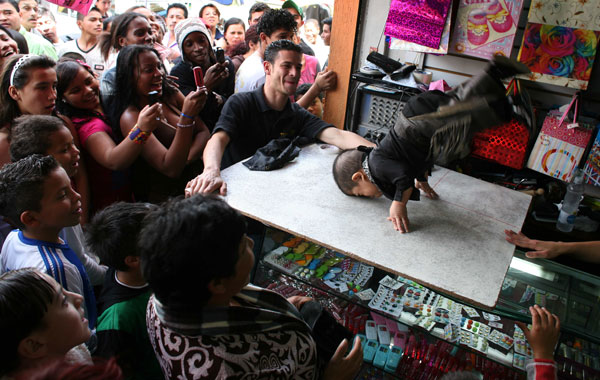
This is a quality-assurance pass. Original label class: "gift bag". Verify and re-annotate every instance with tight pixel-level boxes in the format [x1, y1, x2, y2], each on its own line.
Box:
[583, 129, 600, 187]
[470, 80, 530, 169]
[449, 0, 524, 59]
[527, 95, 594, 182]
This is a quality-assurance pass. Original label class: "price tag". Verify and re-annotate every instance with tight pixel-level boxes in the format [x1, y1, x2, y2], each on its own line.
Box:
[567, 122, 580, 129]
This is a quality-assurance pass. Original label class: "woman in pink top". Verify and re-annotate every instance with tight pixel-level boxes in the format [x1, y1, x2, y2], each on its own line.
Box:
[56, 59, 161, 213]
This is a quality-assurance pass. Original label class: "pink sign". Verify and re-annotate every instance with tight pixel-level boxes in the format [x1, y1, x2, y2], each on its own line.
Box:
[44, 0, 93, 15]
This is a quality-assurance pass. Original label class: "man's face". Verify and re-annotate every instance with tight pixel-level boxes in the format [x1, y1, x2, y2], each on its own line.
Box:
[95, 0, 110, 15]
[0, 2, 22, 30]
[321, 23, 331, 46]
[78, 10, 102, 37]
[283, 7, 303, 29]
[261, 27, 294, 52]
[265, 49, 302, 96]
[36, 14, 58, 43]
[18, 0, 37, 31]
[304, 22, 319, 45]
[248, 10, 264, 26]
[166, 7, 185, 32]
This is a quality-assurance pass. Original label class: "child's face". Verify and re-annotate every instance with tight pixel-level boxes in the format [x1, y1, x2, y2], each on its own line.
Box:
[12, 67, 57, 116]
[306, 96, 324, 119]
[35, 273, 91, 355]
[352, 177, 382, 198]
[46, 126, 80, 178]
[32, 167, 82, 231]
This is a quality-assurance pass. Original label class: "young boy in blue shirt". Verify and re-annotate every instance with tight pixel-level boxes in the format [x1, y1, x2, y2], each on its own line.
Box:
[86, 201, 163, 380]
[0, 154, 97, 328]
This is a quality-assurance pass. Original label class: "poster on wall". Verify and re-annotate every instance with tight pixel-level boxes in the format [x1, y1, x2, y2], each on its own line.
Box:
[385, 0, 453, 49]
[389, 9, 452, 54]
[516, 0, 600, 89]
[449, 0, 524, 59]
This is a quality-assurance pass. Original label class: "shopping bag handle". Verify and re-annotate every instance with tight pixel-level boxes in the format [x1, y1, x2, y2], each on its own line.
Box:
[558, 94, 578, 127]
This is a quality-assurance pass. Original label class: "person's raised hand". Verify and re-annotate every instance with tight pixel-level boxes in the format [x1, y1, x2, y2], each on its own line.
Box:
[388, 200, 410, 233]
[323, 336, 363, 380]
[136, 103, 162, 132]
[181, 86, 208, 118]
[516, 305, 560, 360]
[204, 62, 229, 91]
[185, 168, 227, 197]
[315, 68, 337, 92]
[416, 180, 439, 199]
[504, 230, 564, 259]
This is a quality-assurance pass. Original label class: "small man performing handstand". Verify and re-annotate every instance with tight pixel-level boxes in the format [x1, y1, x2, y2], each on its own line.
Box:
[332, 57, 529, 233]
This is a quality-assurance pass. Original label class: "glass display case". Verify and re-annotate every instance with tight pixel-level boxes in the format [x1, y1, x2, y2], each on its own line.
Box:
[253, 226, 600, 379]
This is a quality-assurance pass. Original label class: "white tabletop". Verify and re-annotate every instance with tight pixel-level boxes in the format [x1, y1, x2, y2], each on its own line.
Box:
[221, 144, 531, 308]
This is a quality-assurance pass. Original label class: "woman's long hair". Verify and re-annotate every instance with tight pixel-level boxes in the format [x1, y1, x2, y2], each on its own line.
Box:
[112, 45, 176, 141]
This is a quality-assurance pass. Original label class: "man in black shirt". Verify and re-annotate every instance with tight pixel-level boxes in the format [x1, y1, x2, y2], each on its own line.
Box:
[186, 40, 374, 196]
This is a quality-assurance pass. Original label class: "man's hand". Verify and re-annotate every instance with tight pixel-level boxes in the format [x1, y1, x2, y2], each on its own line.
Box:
[323, 337, 363, 380]
[504, 230, 564, 259]
[516, 305, 560, 360]
[185, 168, 227, 197]
[314, 68, 337, 92]
[388, 200, 409, 233]
[415, 180, 439, 199]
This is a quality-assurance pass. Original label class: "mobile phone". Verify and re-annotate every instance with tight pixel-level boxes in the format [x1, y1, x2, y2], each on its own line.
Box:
[193, 66, 204, 87]
[215, 47, 225, 64]
[148, 91, 159, 106]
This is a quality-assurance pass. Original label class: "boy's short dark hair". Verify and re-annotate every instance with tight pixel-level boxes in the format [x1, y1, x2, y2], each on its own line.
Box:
[249, 2, 269, 20]
[9, 115, 66, 162]
[264, 39, 301, 64]
[257, 8, 296, 38]
[139, 195, 247, 312]
[322, 17, 332, 29]
[85, 202, 158, 272]
[0, 0, 19, 12]
[0, 155, 59, 229]
[332, 149, 364, 196]
[78, 6, 101, 21]
[0, 268, 55, 376]
[166, 3, 187, 19]
[295, 83, 322, 101]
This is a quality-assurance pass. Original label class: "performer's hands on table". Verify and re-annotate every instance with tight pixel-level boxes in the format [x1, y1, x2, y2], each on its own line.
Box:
[388, 200, 410, 233]
[416, 180, 439, 199]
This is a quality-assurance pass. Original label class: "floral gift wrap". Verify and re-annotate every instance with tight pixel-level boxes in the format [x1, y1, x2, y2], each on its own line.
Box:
[517, 0, 600, 89]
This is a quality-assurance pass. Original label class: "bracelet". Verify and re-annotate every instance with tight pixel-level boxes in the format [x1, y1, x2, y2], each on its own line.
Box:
[180, 112, 194, 120]
[128, 124, 151, 144]
[177, 121, 195, 128]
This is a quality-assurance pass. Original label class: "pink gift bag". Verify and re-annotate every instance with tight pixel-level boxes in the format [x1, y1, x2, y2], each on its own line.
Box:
[527, 95, 594, 182]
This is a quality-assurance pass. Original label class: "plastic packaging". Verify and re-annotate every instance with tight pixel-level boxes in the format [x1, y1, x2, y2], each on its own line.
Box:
[556, 168, 585, 232]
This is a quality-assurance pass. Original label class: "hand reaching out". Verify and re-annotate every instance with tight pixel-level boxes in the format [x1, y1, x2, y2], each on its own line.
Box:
[516, 305, 560, 360]
[323, 337, 363, 380]
[388, 200, 410, 233]
[185, 168, 227, 197]
[504, 230, 565, 259]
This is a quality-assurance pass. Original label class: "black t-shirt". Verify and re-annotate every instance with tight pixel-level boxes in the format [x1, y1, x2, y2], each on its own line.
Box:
[214, 85, 332, 168]
[369, 120, 431, 202]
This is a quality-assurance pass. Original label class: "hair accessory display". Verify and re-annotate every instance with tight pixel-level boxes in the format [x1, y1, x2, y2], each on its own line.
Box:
[9, 54, 36, 87]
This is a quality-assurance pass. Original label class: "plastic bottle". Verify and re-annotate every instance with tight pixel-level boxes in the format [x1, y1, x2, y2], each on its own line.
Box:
[556, 169, 585, 232]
